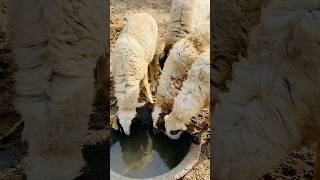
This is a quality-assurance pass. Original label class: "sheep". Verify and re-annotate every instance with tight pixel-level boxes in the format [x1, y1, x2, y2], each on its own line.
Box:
[213, 0, 320, 179]
[152, 21, 210, 130]
[159, 0, 210, 69]
[164, 50, 210, 140]
[112, 13, 159, 136]
[117, 128, 153, 172]
[8, 0, 106, 179]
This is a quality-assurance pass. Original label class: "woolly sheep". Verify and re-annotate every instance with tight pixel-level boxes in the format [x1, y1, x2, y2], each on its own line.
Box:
[9, 0, 106, 179]
[164, 50, 210, 140]
[159, 0, 210, 69]
[112, 13, 159, 136]
[213, 0, 320, 179]
[152, 21, 210, 129]
[211, 0, 267, 106]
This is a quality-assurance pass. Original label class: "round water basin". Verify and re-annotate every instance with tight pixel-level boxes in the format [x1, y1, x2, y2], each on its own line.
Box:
[110, 105, 201, 180]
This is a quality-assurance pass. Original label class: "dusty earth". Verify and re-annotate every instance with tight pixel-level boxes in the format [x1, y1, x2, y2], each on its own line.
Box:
[110, 0, 211, 179]
[0, 0, 316, 179]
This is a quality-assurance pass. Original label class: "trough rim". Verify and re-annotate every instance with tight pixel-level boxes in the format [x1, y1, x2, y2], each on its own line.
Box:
[110, 141, 201, 180]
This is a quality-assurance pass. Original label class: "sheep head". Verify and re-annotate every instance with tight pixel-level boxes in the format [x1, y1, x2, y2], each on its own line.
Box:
[164, 114, 186, 139]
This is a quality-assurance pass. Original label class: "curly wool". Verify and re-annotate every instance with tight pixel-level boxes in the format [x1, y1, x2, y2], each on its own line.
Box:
[213, 0, 320, 179]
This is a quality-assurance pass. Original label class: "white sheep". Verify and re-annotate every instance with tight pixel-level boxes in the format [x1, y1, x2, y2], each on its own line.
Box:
[9, 0, 106, 179]
[152, 21, 210, 129]
[112, 13, 159, 136]
[211, 0, 268, 106]
[164, 50, 210, 140]
[159, 0, 210, 69]
[213, 0, 320, 179]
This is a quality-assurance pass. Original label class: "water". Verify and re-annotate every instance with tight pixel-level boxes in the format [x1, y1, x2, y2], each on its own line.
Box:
[110, 105, 192, 178]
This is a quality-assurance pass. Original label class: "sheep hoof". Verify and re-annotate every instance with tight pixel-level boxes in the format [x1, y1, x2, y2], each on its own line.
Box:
[191, 133, 201, 144]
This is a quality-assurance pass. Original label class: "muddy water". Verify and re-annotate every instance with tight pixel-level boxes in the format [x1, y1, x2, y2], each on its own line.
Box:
[110, 105, 192, 178]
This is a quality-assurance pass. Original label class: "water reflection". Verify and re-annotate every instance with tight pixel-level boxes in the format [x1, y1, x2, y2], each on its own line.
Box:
[110, 105, 192, 178]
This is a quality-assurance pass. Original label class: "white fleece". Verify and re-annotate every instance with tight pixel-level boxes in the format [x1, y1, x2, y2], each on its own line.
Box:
[166, 0, 210, 46]
[164, 50, 210, 139]
[213, 0, 320, 179]
[153, 21, 210, 128]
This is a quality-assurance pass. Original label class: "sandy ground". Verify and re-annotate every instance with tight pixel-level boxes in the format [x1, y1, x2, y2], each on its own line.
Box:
[264, 147, 315, 180]
[110, 0, 211, 179]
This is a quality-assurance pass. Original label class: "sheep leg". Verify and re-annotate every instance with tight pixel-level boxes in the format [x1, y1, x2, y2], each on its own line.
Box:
[141, 77, 154, 103]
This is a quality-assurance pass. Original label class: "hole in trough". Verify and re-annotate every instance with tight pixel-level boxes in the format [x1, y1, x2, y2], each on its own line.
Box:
[110, 105, 192, 178]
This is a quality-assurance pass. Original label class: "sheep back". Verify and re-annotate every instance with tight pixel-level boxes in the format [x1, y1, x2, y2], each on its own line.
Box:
[166, 0, 210, 46]
[157, 21, 210, 112]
